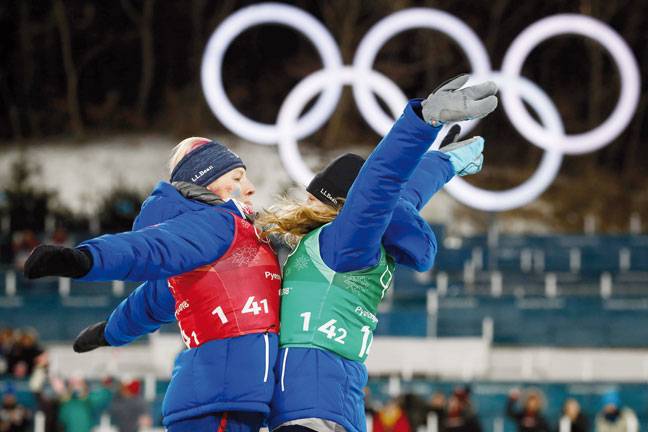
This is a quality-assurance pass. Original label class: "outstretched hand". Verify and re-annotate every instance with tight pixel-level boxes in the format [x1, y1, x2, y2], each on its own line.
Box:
[422, 74, 498, 126]
[73, 321, 109, 353]
[24, 245, 93, 279]
[439, 124, 485, 177]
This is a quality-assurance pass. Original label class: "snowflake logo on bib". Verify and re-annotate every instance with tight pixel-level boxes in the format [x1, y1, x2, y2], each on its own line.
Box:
[293, 255, 310, 271]
[342, 274, 372, 294]
[226, 246, 258, 266]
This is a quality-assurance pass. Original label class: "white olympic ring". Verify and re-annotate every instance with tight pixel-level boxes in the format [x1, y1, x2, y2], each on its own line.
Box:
[500, 14, 641, 154]
[277, 67, 407, 186]
[201, 3, 343, 144]
[201, 3, 641, 211]
[352, 8, 491, 136]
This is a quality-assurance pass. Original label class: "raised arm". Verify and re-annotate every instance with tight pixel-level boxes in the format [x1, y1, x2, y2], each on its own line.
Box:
[399, 151, 454, 211]
[319, 99, 441, 272]
[384, 125, 487, 271]
[320, 76, 497, 272]
[72, 280, 176, 352]
[382, 151, 453, 271]
[382, 199, 439, 271]
[24, 207, 236, 282]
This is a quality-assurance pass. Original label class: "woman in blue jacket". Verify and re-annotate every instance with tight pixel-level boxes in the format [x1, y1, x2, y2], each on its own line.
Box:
[25, 137, 283, 432]
[256, 74, 497, 432]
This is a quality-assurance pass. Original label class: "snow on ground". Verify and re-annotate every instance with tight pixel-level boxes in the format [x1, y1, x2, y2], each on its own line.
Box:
[0, 133, 460, 225]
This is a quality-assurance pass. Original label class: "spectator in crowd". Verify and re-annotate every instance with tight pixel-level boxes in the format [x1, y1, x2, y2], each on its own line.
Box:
[429, 391, 447, 420]
[57, 376, 112, 432]
[506, 388, 550, 432]
[560, 399, 589, 432]
[0, 387, 31, 432]
[28, 353, 62, 432]
[108, 379, 151, 432]
[402, 393, 430, 432]
[11, 230, 39, 271]
[0, 329, 15, 376]
[595, 391, 639, 432]
[442, 387, 481, 432]
[374, 397, 412, 432]
[7, 329, 44, 377]
[47, 227, 72, 248]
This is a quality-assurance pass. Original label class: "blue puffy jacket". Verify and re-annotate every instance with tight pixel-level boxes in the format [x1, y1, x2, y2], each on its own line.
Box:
[79, 185, 278, 427]
[269, 99, 453, 432]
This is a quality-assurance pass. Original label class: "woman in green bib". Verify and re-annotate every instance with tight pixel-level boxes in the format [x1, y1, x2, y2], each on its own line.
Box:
[260, 75, 498, 432]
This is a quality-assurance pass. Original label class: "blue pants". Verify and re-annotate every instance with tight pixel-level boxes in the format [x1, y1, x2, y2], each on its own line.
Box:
[167, 411, 265, 432]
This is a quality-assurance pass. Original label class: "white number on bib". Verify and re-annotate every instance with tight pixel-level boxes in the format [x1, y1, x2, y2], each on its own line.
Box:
[318, 319, 347, 344]
[242, 296, 266, 315]
[359, 325, 373, 357]
[300, 312, 311, 331]
[334, 328, 347, 344]
[211, 306, 228, 324]
[179, 327, 200, 348]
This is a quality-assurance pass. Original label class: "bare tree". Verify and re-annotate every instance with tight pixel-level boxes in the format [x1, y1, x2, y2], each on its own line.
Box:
[319, 1, 363, 149]
[122, 0, 156, 123]
[53, 0, 84, 139]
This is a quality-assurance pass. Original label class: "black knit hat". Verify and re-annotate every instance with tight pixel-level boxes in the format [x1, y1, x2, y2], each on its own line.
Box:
[307, 153, 365, 207]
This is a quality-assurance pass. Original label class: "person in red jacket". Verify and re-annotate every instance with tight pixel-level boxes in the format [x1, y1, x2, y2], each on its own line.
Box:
[374, 398, 412, 432]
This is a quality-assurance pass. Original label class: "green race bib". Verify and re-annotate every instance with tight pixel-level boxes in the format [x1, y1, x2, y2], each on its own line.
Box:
[279, 225, 394, 362]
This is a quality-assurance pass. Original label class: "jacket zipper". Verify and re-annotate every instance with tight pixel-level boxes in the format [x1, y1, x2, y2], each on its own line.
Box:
[263, 333, 269, 383]
[280, 348, 289, 391]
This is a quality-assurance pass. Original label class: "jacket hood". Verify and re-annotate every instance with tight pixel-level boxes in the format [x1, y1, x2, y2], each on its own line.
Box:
[133, 181, 210, 230]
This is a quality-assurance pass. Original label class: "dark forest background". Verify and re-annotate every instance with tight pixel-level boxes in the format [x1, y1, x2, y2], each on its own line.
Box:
[1, 0, 648, 230]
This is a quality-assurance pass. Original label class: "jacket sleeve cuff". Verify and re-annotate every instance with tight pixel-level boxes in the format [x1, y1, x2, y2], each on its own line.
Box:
[75, 245, 111, 281]
[401, 98, 442, 142]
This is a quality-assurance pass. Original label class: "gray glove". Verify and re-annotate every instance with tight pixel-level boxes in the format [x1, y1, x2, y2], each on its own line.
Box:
[422, 74, 498, 126]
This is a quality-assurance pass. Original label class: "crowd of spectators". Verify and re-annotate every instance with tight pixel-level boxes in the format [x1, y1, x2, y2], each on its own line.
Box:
[0, 328, 45, 379]
[365, 386, 640, 432]
[0, 325, 642, 432]
[0, 327, 152, 432]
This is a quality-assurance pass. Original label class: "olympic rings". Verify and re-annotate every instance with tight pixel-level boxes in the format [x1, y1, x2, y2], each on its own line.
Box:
[277, 67, 407, 186]
[201, 3, 641, 211]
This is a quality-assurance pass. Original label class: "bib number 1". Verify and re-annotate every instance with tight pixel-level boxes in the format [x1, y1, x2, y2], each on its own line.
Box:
[359, 325, 373, 357]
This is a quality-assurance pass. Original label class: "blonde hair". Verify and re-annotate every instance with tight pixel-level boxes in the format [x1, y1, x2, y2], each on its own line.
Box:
[168, 137, 212, 175]
[256, 196, 344, 248]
